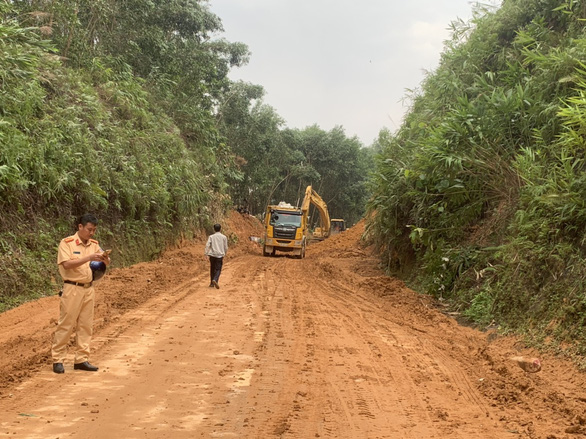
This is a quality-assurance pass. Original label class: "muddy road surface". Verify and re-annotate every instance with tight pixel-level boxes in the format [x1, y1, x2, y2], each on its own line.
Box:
[1, 213, 586, 438]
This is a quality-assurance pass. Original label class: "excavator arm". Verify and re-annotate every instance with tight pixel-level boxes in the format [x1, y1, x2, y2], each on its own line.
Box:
[301, 186, 331, 238]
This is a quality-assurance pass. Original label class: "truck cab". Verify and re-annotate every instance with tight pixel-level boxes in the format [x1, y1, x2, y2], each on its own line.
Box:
[262, 186, 329, 259]
[263, 202, 307, 258]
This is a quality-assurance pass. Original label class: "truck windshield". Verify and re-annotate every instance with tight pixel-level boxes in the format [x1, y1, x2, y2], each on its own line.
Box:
[271, 212, 302, 227]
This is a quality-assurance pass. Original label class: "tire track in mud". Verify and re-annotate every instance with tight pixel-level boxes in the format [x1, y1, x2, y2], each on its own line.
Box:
[219, 255, 369, 438]
[293, 265, 439, 438]
[91, 270, 210, 352]
[241, 257, 325, 438]
[242, 257, 404, 437]
[272, 256, 508, 438]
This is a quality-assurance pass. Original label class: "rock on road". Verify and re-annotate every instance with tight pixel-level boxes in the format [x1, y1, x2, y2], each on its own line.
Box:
[1, 214, 586, 438]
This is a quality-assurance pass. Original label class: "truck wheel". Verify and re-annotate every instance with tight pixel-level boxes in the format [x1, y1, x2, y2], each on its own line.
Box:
[295, 241, 306, 259]
[263, 245, 270, 257]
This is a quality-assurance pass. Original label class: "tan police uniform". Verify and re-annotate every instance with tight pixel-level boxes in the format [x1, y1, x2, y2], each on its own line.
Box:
[51, 232, 101, 364]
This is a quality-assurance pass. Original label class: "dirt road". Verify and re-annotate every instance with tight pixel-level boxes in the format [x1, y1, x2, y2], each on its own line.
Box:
[1, 213, 586, 438]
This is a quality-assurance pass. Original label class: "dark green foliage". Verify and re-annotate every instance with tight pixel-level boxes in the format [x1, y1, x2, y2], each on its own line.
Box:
[367, 0, 586, 355]
[281, 125, 372, 226]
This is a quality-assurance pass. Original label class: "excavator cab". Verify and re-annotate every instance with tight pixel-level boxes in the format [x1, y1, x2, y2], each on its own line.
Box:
[330, 219, 346, 235]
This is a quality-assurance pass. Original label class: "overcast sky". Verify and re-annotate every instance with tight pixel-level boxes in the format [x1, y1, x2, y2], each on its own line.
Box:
[209, 1, 477, 145]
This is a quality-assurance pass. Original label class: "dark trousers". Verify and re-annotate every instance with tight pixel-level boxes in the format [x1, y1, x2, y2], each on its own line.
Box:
[209, 256, 223, 283]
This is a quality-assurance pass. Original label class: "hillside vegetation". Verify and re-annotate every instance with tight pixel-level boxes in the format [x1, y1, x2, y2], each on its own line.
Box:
[366, 0, 586, 362]
[0, 0, 371, 310]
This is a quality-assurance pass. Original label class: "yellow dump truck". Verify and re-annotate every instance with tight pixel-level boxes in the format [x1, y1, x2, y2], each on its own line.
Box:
[262, 186, 330, 258]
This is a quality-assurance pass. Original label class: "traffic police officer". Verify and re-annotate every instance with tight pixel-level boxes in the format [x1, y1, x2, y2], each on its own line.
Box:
[51, 213, 110, 374]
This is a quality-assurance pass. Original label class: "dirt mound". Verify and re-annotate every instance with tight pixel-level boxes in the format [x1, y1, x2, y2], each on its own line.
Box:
[222, 211, 264, 258]
[312, 219, 368, 252]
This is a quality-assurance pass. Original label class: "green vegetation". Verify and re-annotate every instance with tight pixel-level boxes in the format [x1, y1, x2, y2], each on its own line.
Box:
[366, 0, 586, 361]
[0, 1, 371, 311]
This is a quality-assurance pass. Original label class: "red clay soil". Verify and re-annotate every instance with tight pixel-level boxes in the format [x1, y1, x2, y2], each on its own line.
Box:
[0, 211, 585, 438]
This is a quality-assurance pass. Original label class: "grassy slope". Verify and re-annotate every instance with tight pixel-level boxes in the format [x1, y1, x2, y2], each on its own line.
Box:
[366, 0, 586, 364]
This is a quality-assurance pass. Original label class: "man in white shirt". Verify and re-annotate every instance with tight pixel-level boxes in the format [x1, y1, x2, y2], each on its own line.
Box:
[204, 223, 228, 289]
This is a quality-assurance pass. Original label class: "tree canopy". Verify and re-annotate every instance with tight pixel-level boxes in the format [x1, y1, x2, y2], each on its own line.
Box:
[216, 81, 372, 225]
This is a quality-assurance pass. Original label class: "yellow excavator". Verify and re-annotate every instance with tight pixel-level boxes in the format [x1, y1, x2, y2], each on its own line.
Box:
[304, 187, 331, 241]
[262, 185, 330, 258]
